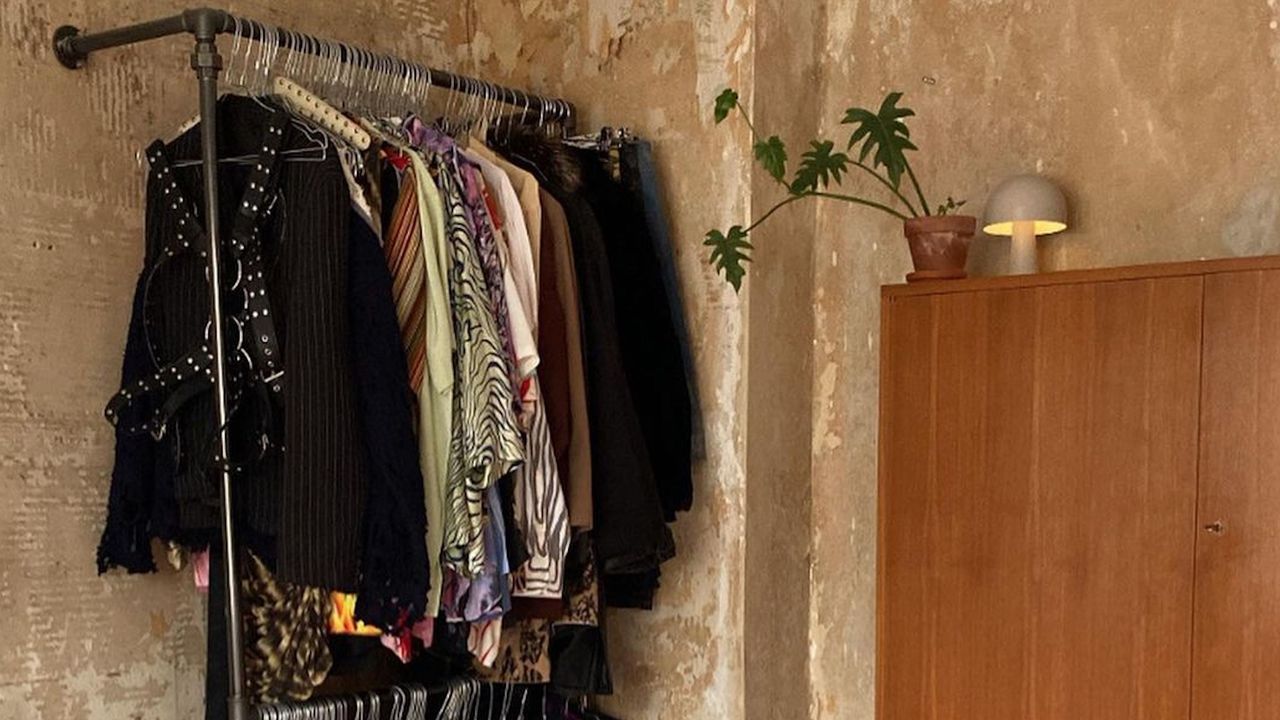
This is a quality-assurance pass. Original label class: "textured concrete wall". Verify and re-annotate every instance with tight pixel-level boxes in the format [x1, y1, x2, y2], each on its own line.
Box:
[13, 0, 1266, 718]
[742, 1, 821, 718]
[0, 2, 458, 717]
[810, 1, 1280, 718]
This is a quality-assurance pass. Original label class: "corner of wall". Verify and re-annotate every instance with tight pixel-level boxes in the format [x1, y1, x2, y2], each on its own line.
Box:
[743, 0, 826, 718]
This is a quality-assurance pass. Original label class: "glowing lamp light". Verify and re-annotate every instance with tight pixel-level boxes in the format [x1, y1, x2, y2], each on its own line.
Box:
[982, 174, 1068, 274]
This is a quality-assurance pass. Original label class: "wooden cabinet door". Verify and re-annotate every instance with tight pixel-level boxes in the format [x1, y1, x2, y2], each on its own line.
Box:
[878, 277, 1203, 720]
[1193, 270, 1280, 720]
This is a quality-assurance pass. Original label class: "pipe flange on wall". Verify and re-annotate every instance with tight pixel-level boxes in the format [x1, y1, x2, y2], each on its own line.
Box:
[52, 25, 85, 69]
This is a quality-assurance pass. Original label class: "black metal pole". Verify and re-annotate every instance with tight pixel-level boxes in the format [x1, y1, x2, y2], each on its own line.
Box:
[52, 7, 574, 125]
[53, 13, 186, 68]
[189, 13, 252, 720]
[54, 8, 230, 69]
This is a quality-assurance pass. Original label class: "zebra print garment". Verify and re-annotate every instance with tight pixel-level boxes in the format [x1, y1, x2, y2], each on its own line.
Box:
[463, 148, 571, 600]
[510, 389, 570, 598]
[456, 161, 523, 414]
[429, 151, 525, 578]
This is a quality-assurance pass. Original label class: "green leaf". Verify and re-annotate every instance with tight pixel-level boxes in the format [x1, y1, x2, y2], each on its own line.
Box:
[714, 88, 740, 124]
[705, 225, 753, 291]
[754, 135, 788, 182]
[790, 140, 850, 194]
[935, 196, 967, 216]
[841, 92, 918, 189]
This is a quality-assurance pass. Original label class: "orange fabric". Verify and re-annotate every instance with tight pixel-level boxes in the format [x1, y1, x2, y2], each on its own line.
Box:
[327, 592, 383, 636]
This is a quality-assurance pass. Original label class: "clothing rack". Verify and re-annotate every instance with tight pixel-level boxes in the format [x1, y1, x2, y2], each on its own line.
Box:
[53, 8, 576, 123]
[52, 9, 577, 720]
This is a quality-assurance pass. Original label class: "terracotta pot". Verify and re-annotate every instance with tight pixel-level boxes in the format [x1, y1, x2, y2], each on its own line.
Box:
[902, 214, 976, 282]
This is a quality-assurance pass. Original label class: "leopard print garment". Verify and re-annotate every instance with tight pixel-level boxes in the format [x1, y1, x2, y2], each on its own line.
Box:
[242, 552, 333, 702]
[557, 539, 599, 628]
[481, 618, 553, 683]
[481, 535, 602, 683]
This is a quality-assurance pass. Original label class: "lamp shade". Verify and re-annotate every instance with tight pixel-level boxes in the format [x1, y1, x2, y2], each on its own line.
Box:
[982, 174, 1068, 236]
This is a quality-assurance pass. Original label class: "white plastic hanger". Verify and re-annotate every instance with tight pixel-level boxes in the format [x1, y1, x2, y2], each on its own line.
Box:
[273, 76, 371, 151]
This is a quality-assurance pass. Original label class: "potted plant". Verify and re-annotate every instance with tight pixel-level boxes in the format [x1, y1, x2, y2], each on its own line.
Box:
[706, 89, 972, 290]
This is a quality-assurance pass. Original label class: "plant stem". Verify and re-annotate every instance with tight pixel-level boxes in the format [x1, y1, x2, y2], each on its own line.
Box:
[811, 191, 911, 221]
[735, 101, 760, 143]
[904, 162, 931, 216]
[852, 161, 918, 217]
[744, 191, 910, 235]
[744, 194, 810, 234]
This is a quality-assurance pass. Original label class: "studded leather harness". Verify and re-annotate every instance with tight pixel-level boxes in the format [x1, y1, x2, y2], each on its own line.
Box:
[106, 111, 290, 459]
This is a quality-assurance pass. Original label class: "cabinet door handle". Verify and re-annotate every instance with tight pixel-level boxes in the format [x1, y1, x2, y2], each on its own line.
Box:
[1204, 520, 1226, 535]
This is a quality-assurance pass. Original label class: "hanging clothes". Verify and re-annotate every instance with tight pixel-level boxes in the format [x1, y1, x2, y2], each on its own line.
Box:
[369, 153, 452, 623]
[345, 202, 429, 631]
[549, 536, 612, 696]
[536, 190, 594, 530]
[100, 96, 372, 592]
[381, 162, 429, 391]
[485, 618, 555, 683]
[408, 151, 458, 618]
[422, 135, 526, 579]
[498, 131, 675, 607]
[470, 141, 544, 284]
[534, 203, 574, 513]
[241, 551, 334, 703]
[98, 265, 174, 575]
[484, 533, 610, 693]
[99, 82, 695, 709]
[575, 144, 693, 524]
[621, 140, 705, 463]
[465, 140, 571, 602]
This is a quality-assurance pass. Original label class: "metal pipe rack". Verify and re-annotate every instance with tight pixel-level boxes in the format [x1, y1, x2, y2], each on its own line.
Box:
[53, 8, 574, 719]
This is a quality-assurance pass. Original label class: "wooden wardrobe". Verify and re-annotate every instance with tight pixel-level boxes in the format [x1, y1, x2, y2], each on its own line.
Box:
[877, 255, 1280, 720]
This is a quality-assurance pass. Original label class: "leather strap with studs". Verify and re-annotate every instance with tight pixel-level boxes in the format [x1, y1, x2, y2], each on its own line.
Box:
[107, 111, 292, 442]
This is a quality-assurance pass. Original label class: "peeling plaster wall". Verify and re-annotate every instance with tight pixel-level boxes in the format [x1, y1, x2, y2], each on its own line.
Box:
[12, 0, 1260, 718]
[458, 2, 1280, 719]
[742, 1, 821, 718]
[0, 2, 458, 717]
[809, 1, 1280, 718]
[462, 2, 753, 717]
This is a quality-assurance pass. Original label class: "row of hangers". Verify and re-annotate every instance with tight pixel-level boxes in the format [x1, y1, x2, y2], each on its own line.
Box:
[253, 679, 616, 720]
[150, 15, 597, 174]
[219, 16, 573, 139]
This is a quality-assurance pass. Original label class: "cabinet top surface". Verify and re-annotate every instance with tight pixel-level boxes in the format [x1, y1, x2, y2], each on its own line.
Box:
[882, 254, 1280, 299]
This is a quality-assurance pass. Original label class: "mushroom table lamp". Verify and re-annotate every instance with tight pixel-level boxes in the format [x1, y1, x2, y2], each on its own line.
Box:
[982, 174, 1068, 275]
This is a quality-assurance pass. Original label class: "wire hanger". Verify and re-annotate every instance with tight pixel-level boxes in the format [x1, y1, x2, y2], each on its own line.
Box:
[166, 18, 330, 168]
